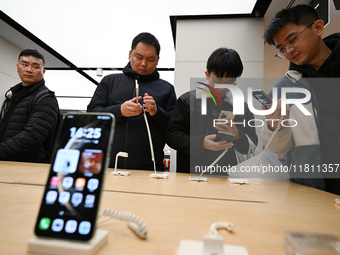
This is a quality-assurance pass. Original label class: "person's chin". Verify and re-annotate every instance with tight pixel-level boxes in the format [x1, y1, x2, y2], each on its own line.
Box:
[215, 89, 229, 96]
[137, 69, 148, 75]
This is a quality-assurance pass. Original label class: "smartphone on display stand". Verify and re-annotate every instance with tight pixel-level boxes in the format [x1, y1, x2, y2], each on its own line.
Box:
[34, 112, 115, 241]
[252, 89, 272, 109]
[215, 131, 236, 142]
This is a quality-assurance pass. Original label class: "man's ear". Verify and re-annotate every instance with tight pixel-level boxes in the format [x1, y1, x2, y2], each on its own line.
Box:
[205, 71, 210, 79]
[313, 19, 325, 37]
[128, 50, 132, 60]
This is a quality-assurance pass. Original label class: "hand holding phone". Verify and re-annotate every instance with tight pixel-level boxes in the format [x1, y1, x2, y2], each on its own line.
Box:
[214, 131, 236, 142]
[252, 89, 272, 109]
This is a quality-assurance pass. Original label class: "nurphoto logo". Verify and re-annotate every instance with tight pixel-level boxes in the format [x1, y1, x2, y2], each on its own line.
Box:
[196, 83, 312, 128]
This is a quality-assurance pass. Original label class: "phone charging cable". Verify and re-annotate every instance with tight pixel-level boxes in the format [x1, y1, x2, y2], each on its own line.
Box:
[97, 208, 148, 239]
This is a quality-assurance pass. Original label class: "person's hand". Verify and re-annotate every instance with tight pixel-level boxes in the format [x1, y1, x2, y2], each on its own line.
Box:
[203, 134, 233, 151]
[214, 118, 240, 140]
[264, 98, 290, 129]
[120, 97, 142, 117]
[335, 198, 340, 206]
[143, 93, 157, 116]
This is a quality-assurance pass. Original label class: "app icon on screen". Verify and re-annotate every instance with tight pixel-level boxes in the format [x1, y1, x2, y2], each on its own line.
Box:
[39, 218, 51, 230]
[87, 178, 99, 192]
[65, 220, 77, 234]
[75, 178, 86, 190]
[53, 149, 80, 174]
[62, 177, 74, 189]
[78, 149, 103, 175]
[71, 192, 83, 207]
[46, 190, 58, 204]
[58, 191, 70, 204]
[79, 221, 91, 235]
[50, 176, 60, 188]
[51, 219, 64, 232]
[85, 194, 95, 208]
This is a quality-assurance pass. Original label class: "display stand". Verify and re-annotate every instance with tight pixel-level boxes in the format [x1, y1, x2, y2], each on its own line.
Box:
[177, 239, 249, 255]
[111, 170, 131, 176]
[27, 229, 108, 255]
[189, 176, 208, 182]
[149, 173, 169, 179]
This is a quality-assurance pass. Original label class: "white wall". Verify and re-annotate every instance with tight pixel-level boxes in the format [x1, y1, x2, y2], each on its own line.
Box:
[0, 36, 21, 105]
[174, 18, 264, 98]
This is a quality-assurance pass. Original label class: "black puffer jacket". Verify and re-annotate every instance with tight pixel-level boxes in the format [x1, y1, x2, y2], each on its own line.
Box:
[0, 79, 59, 163]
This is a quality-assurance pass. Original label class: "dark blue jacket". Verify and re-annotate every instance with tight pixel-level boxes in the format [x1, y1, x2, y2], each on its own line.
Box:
[87, 63, 176, 170]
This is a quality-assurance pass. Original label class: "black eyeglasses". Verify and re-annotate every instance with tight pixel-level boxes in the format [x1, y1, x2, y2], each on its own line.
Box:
[275, 23, 314, 59]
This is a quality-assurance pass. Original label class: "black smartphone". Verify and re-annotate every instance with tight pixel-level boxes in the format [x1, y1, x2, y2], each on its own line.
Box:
[215, 131, 236, 142]
[34, 112, 115, 241]
[252, 89, 272, 109]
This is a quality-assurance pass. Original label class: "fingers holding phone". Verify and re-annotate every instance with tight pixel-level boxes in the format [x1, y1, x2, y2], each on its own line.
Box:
[143, 93, 158, 116]
[203, 134, 234, 151]
[252, 90, 290, 129]
[120, 97, 142, 117]
[214, 119, 239, 140]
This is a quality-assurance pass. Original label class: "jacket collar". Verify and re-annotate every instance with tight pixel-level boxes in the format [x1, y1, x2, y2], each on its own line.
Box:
[6, 79, 45, 99]
[123, 62, 160, 82]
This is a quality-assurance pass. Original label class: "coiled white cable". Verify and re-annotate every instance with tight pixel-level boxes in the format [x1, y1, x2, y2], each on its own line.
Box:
[209, 221, 234, 236]
[97, 208, 148, 239]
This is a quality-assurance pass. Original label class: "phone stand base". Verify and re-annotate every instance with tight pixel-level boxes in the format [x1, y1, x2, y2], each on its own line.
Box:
[177, 239, 249, 255]
[189, 176, 208, 182]
[111, 170, 131, 176]
[27, 229, 108, 255]
[149, 173, 169, 179]
[228, 178, 250, 185]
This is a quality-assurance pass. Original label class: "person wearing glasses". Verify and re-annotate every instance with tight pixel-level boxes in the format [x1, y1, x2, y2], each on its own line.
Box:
[166, 48, 258, 174]
[262, 4, 340, 195]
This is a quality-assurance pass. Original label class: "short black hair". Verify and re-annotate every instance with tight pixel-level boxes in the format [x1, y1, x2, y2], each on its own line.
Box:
[18, 49, 45, 65]
[206, 48, 243, 78]
[131, 32, 161, 56]
[264, 4, 318, 45]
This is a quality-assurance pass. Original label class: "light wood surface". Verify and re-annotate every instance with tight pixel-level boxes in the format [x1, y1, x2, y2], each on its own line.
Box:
[0, 161, 340, 255]
[0, 182, 339, 255]
[0, 161, 319, 203]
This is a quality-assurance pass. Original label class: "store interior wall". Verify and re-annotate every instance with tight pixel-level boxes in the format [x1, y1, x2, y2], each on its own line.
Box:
[173, 17, 265, 98]
[0, 36, 21, 104]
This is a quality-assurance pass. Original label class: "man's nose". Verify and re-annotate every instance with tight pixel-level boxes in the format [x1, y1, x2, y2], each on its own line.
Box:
[26, 65, 33, 72]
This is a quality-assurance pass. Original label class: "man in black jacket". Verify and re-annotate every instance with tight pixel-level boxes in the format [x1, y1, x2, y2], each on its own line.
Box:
[87, 32, 176, 170]
[0, 49, 59, 163]
[166, 48, 258, 174]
